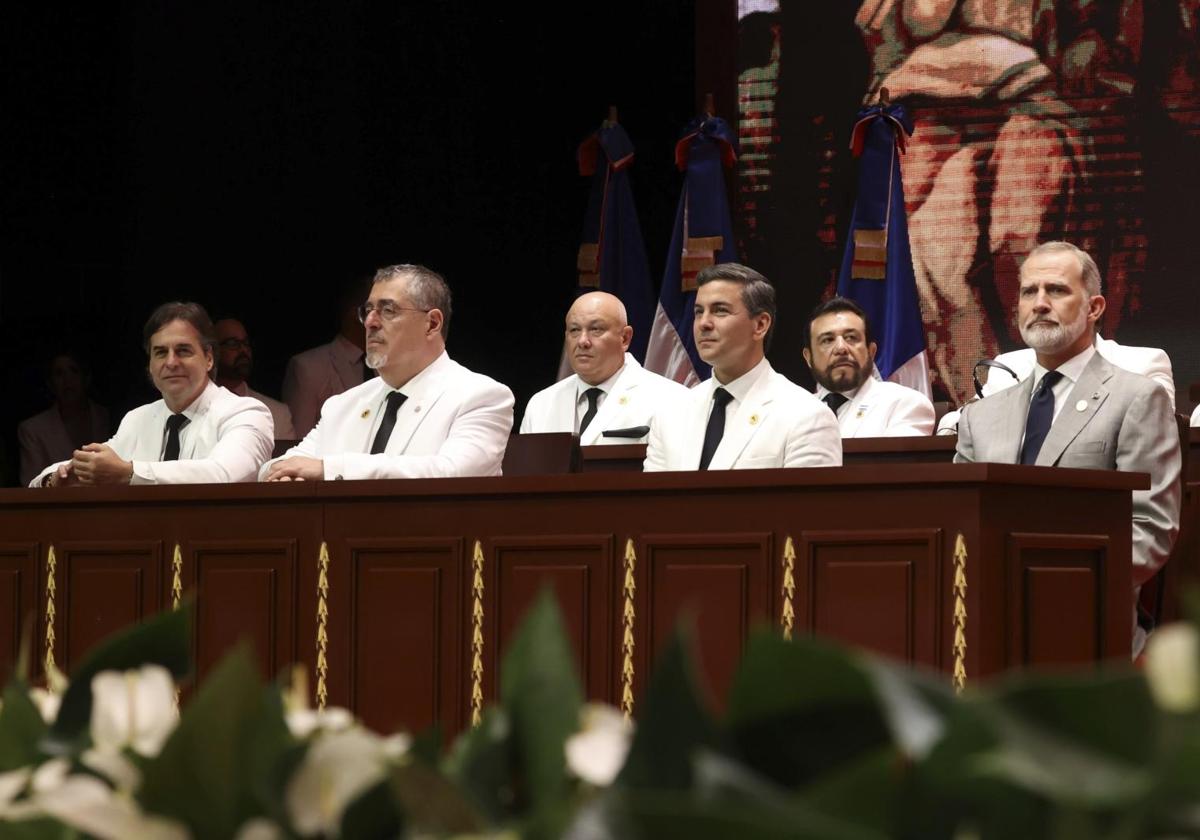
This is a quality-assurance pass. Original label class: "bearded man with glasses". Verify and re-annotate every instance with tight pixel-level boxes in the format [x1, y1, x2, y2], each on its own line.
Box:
[260, 264, 514, 481]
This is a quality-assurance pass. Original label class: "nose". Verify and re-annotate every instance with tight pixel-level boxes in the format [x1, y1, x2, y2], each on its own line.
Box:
[831, 336, 850, 355]
[696, 309, 714, 331]
[363, 308, 383, 329]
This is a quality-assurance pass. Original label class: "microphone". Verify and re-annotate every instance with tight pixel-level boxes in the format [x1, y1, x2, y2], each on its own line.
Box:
[972, 359, 1020, 399]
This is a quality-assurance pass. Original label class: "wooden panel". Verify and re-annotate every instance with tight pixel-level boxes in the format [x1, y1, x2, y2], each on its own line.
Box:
[798, 529, 941, 667]
[0, 543, 39, 684]
[191, 540, 297, 684]
[644, 533, 772, 710]
[491, 535, 614, 703]
[57, 541, 163, 671]
[347, 538, 463, 736]
[1007, 533, 1108, 667]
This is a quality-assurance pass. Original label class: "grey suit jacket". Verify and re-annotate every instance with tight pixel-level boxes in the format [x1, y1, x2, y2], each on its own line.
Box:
[955, 352, 1181, 589]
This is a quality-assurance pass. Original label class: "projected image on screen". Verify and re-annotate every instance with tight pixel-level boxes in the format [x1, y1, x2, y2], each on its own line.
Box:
[736, 1, 1200, 404]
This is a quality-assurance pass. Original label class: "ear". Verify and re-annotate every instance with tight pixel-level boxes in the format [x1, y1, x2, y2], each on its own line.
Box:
[619, 325, 633, 352]
[427, 308, 445, 339]
[802, 347, 813, 369]
[867, 341, 878, 363]
[753, 312, 772, 342]
[1086, 293, 1106, 325]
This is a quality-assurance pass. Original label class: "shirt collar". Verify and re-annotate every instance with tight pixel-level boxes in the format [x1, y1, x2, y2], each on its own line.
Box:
[715, 356, 770, 404]
[171, 379, 218, 422]
[378, 350, 450, 403]
[576, 359, 626, 402]
[814, 377, 866, 402]
[1032, 344, 1096, 390]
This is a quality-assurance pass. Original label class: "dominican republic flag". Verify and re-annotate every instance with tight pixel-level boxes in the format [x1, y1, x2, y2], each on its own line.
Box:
[567, 120, 655, 372]
[836, 102, 931, 398]
[644, 114, 738, 386]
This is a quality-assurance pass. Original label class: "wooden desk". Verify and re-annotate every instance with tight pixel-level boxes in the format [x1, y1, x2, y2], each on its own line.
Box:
[0, 465, 1139, 736]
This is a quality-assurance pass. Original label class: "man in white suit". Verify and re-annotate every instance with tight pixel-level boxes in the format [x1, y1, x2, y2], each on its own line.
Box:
[644, 263, 841, 471]
[519, 291, 687, 444]
[262, 264, 513, 481]
[33, 302, 274, 487]
[955, 242, 1180, 655]
[802, 296, 934, 437]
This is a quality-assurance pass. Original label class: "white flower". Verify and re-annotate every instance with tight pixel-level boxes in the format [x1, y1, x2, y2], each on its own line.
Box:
[29, 687, 62, 724]
[564, 704, 632, 787]
[90, 665, 178, 757]
[0, 767, 31, 811]
[29, 772, 187, 840]
[234, 817, 285, 840]
[285, 728, 394, 836]
[1145, 623, 1200, 713]
[82, 747, 142, 792]
[286, 706, 355, 739]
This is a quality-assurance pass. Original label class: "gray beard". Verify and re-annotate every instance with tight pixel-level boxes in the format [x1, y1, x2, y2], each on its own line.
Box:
[365, 350, 387, 370]
[1020, 316, 1085, 354]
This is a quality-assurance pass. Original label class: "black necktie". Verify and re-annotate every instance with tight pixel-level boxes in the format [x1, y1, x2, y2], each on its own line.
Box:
[699, 387, 734, 470]
[1020, 370, 1063, 465]
[823, 392, 849, 416]
[579, 387, 603, 434]
[370, 391, 407, 455]
[163, 414, 188, 461]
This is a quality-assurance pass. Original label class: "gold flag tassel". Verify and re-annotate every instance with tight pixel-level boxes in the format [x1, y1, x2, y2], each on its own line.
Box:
[470, 540, 486, 726]
[171, 544, 184, 611]
[781, 536, 796, 641]
[620, 538, 637, 721]
[315, 542, 331, 711]
[952, 533, 968, 694]
[44, 545, 57, 675]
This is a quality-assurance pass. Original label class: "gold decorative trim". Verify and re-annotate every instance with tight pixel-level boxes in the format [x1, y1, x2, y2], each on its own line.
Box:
[621, 538, 637, 721]
[470, 540, 485, 727]
[44, 545, 57, 675]
[781, 536, 796, 641]
[316, 541, 330, 710]
[171, 544, 183, 611]
[952, 533, 968, 694]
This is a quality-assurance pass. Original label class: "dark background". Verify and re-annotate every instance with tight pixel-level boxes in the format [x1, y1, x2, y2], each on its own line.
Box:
[1, 1, 715, 485]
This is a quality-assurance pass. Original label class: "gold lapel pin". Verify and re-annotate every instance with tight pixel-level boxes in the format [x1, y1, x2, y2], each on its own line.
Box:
[749, 414, 759, 425]
[360, 409, 371, 419]
[619, 395, 629, 406]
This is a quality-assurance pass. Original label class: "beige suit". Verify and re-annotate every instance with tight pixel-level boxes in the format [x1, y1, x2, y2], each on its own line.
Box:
[955, 352, 1181, 590]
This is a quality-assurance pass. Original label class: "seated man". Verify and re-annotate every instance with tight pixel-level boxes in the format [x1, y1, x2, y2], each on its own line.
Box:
[33, 302, 274, 487]
[214, 317, 296, 440]
[520, 291, 687, 444]
[802, 297, 935, 437]
[954, 242, 1181, 654]
[18, 350, 110, 486]
[644, 263, 840, 471]
[262, 264, 513, 481]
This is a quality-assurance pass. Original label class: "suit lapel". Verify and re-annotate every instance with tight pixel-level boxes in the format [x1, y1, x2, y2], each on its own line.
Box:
[552, 379, 580, 439]
[708, 371, 774, 469]
[978, 377, 1031, 464]
[840, 377, 873, 437]
[386, 370, 452, 456]
[1035, 355, 1113, 466]
[580, 365, 636, 445]
[348, 385, 384, 453]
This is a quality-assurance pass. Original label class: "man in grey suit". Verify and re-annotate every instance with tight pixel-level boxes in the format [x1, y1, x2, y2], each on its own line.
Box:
[955, 241, 1181, 655]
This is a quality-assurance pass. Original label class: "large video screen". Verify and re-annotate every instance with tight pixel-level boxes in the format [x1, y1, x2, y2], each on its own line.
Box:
[734, 1, 1200, 405]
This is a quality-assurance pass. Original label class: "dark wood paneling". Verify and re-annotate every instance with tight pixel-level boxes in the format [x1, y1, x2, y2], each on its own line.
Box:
[643, 532, 772, 710]
[0, 543, 38, 684]
[798, 529, 941, 667]
[191, 540, 297, 683]
[1007, 533, 1109, 667]
[346, 538, 464, 736]
[490, 535, 615, 704]
[57, 541, 163, 672]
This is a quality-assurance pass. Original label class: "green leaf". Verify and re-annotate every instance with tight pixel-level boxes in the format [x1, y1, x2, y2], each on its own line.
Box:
[48, 605, 191, 746]
[0, 682, 48, 771]
[339, 778, 403, 839]
[443, 707, 514, 823]
[0, 817, 80, 839]
[497, 589, 583, 835]
[617, 630, 718, 791]
[138, 644, 273, 840]
[725, 633, 890, 788]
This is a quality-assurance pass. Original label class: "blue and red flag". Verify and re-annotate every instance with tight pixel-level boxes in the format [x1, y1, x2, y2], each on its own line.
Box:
[571, 120, 655, 366]
[644, 114, 738, 386]
[836, 102, 931, 397]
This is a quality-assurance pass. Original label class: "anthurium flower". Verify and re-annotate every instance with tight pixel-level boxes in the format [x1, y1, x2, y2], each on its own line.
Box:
[90, 665, 178, 757]
[1145, 623, 1200, 713]
[285, 728, 394, 836]
[564, 703, 632, 786]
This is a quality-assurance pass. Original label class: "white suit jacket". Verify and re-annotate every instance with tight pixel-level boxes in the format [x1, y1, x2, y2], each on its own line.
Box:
[282, 335, 367, 438]
[955, 352, 1181, 589]
[519, 354, 689, 445]
[816, 376, 935, 437]
[31, 381, 274, 486]
[227, 382, 296, 440]
[644, 362, 842, 471]
[262, 352, 514, 481]
[18, 402, 110, 487]
[938, 335, 1176, 434]
[1191, 403, 1199, 428]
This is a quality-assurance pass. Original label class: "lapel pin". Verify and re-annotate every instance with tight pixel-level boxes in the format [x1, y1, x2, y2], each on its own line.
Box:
[749, 414, 759, 426]
[619, 395, 629, 406]
[1075, 399, 1088, 412]
[360, 409, 370, 419]
[413, 404, 421, 413]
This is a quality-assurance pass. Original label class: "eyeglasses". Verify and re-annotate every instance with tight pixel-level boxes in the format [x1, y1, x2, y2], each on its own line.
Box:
[356, 300, 431, 324]
[218, 338, 251, 351]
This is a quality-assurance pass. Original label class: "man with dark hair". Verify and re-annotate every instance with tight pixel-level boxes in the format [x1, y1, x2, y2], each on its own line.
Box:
[215, 317, 296, 440]
[955, 242, 1180, 655]
[261, 264, 513, 481]
[802, 296, 934, 437]
[282, 272, 374, 438]
[32, 302, 273, 487]
[644, 263, 840, 471]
